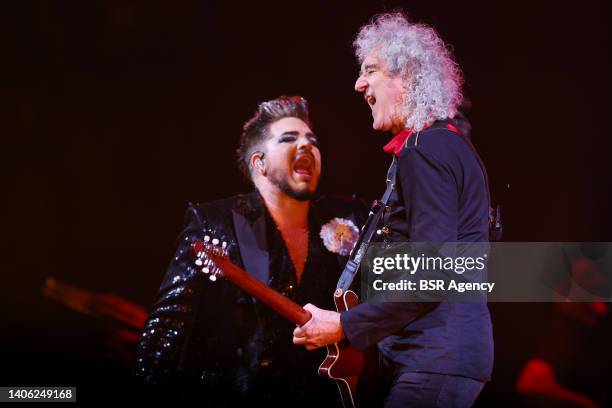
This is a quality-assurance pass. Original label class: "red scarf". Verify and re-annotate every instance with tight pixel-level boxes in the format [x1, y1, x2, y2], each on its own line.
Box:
[382, 129, 414, 156]
[383, 123, 460, 155]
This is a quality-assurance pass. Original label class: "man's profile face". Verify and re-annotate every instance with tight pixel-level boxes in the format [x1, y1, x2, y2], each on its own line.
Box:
[259, 117, 321, 201]
[354, 51, 407, 134]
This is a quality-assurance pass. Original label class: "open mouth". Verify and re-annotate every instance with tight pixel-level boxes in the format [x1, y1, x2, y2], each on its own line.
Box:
[293, 155, 314, 178]
[366, 95, 376, 107]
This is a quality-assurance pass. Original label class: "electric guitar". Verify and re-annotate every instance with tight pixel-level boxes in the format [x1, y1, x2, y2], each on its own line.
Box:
[191, 236, 375, 408]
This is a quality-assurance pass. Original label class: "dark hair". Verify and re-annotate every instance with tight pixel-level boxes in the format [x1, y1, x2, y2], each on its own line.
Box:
[236, 96, 312, 180]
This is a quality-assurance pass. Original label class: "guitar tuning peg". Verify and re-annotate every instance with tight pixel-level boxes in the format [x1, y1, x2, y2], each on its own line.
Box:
[209, 274, 217, 282]
[222, 241, 227, 248]
[212, 238, 219, 246]
[195, 251, 209, 266]
[204, 235, 210, 242]
[202, 267, 209, 274]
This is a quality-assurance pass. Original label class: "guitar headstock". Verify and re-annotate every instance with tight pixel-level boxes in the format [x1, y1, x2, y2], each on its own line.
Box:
[190, 235, 230, 282]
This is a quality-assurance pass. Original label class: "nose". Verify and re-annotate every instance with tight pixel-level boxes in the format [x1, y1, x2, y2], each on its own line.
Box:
[297, 134, 314, 152]
[355, 75, 368, 93]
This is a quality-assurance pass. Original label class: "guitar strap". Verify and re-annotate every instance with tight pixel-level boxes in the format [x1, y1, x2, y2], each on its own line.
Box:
[336, 156, 398, 292]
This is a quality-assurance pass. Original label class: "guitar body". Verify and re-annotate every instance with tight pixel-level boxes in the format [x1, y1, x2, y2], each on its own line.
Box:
[319, 289, 378, 408]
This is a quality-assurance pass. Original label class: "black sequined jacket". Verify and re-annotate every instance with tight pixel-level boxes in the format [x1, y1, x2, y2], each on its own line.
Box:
[134, 192, 366, 401]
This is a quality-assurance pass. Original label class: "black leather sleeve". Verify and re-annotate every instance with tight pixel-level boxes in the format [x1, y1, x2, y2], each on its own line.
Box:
[134, 204, 207, 384]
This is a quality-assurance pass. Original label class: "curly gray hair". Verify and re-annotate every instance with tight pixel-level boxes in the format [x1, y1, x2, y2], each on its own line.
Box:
[354, 13, 463, 131]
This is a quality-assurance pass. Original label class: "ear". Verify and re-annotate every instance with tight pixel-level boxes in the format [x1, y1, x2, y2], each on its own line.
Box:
[250, 151, 266, 176]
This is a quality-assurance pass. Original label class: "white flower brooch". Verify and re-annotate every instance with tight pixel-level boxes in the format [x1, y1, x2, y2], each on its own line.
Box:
[319, 217, 359, 256]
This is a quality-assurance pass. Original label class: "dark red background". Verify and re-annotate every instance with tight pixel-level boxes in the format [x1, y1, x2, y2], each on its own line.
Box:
[3, 0, 611, 404]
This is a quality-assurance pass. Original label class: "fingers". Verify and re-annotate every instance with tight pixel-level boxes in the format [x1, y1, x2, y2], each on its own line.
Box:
[293, 324, 310, 346]
[293, 325, 306, 338]
[293, 334, 307, 345]
[293, 333, 319, 350]
[303, 303, 316, 313]
[294, 305, 324, 350]
[293, 336, 320, 350]
[293, 324, 319, 349]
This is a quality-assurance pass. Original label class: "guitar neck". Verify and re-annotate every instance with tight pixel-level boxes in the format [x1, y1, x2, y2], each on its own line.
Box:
[216, 257, 311, 326]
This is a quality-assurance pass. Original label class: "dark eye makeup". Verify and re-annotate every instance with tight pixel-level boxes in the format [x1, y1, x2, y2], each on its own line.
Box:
[279, 135, 297, 143]
[278, 135, 320, 147]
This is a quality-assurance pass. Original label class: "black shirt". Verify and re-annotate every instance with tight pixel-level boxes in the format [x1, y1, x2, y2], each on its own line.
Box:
[245, 207, 343, 406]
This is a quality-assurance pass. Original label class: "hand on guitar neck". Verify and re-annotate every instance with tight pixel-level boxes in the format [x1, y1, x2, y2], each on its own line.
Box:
[293, 304, 345, 350]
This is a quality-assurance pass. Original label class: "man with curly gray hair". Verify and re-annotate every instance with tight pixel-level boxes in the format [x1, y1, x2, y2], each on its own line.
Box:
[354, 12, 464, 134]
[293, 13, 493, 407]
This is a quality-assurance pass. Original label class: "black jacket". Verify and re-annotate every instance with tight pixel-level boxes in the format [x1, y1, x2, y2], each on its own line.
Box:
[134, 192, 366, 403]
[340, 120, 494, 382]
